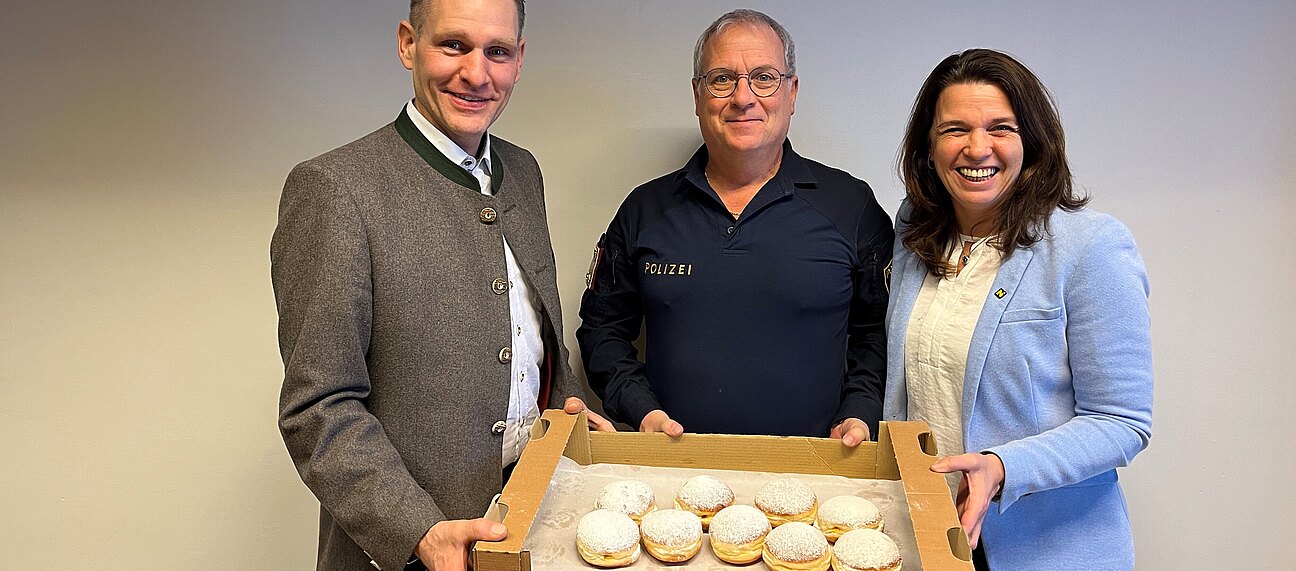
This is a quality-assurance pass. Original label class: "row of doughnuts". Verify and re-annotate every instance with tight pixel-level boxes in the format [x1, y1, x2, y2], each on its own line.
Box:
[765, 523, 903, 571]
[575, 508, 703, 566]
[594, 476, 884, 537]
[591, 475, 734, 527]
[576, 476, 901, 569]
[575, 508, 901, 570]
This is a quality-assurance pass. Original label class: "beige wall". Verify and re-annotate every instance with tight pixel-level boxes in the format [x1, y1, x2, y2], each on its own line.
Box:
[2, 1, 1293, 568]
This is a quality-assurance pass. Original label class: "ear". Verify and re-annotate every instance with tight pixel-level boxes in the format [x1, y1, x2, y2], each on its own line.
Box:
[787, 74, 799, 115]
[692, 78, 704, 118]
[397, 20, 417, 71]
[514, 37, 526, 83]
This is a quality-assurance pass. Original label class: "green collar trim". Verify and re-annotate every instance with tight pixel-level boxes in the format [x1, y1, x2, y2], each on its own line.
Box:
[394, 107, 504, 194]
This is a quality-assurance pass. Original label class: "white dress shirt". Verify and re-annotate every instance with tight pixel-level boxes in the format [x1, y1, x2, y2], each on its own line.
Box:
[406, 101, 544, 468]
[904, 235, 1002, 492]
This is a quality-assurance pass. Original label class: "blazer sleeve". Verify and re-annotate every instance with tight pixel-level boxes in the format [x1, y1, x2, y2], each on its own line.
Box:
[986, 217, 1154, 511]
[271, 161, 444, 571]
[518, 154, 583, 410]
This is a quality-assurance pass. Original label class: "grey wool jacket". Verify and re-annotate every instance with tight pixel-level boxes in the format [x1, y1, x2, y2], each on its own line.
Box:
[271, 108, 579, 571]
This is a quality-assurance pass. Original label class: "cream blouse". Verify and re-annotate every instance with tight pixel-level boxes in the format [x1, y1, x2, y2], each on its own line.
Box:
[904, 236, 1002, 489]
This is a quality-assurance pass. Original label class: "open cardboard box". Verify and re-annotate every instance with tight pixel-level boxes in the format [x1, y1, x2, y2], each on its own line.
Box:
[473, 410, 972, 570]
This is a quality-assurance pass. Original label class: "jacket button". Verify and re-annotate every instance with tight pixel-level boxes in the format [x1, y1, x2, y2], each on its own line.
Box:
[480, 207, 498, 224]
[491, 420, 507, 435]
[498, 346, 512, 364]
[492, 278, 508, 295]
[726, 226, 734, 235]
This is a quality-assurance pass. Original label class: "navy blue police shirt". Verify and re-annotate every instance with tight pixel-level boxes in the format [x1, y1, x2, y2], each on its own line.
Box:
[577, 140, 893, 437]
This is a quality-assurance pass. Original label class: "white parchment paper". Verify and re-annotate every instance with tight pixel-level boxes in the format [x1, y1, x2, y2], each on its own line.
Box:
[520, 457, 922, 570]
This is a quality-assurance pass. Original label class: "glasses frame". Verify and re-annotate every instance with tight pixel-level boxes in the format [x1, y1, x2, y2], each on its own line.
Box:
[694, 66, 791, 98]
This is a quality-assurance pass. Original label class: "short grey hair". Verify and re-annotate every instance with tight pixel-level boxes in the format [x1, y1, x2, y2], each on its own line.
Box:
[692, 9, 796, 78]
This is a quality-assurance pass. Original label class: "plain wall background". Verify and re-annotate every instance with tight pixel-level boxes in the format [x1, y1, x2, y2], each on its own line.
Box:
[2, 1, 1293, 568]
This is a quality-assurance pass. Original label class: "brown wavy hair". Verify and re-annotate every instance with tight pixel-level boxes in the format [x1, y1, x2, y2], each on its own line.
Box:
[898, 48, 1087, 278]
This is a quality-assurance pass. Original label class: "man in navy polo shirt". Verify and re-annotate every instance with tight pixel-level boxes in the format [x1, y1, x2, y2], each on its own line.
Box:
[577, 9, 892, 444]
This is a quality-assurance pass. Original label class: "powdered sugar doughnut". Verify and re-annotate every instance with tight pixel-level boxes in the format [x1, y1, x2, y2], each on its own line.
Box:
[639, 508, 703, 563]
[831, 528, 902, 571]
[575, 509, 641, 568]
[674, 475, 734, 530]
[594, 480, 656, 523]
[816, 495, 883, 541]
[708, 504, 771, 564]
[755, 478, 819, 526]
[762, 521, 831, 571]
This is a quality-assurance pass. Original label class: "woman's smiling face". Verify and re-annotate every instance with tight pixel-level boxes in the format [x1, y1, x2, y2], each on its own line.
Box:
[929, 82, 1024, 235]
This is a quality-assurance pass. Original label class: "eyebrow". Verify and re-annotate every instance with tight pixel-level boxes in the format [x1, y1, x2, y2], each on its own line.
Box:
[431, 27, 520, 47]
[933, 116, 1018, 129]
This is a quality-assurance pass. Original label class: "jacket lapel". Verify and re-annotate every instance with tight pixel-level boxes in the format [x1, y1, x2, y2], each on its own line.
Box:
[884, 247, 927, 417]
[962, 246, 1034, 431]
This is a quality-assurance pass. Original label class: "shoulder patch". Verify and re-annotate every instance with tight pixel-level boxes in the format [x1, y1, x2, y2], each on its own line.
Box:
[884, 259, 893, 294]
[585, 236, 604, 290]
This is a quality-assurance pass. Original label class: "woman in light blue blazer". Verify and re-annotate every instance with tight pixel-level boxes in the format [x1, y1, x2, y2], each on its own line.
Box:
[886, 49, 1152, 570]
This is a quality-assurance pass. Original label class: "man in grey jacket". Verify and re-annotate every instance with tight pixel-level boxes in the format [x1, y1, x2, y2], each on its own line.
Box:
[271, 1, 607, 569]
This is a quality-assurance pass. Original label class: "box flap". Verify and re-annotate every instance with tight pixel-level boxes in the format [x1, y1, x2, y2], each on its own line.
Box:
[473, 411, 579, 566]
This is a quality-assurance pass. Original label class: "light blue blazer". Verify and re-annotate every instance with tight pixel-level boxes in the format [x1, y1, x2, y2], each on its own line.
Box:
[883, 202, 1153, 571]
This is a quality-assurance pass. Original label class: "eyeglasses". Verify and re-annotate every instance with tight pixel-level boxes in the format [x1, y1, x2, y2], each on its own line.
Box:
[695, 66, 790, 98]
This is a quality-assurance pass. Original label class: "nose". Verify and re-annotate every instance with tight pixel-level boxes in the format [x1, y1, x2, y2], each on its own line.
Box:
[728, 76, 757, 108]
[964, 129, 993, 159]
[459, 50, 489, 87]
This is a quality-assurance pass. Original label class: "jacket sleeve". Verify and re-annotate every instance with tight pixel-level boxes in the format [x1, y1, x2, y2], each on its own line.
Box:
[833, 194, 894, 437]
[521, 155, 582, 411]
[546, 317, 583, 409]
[271, 161, 443, 571]
[986, 217, 1154, 511]
[576, 209, 662, 428]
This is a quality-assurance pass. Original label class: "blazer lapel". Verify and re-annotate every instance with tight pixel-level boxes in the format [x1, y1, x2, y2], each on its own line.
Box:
[884, 248, 927, 417]
[889, 251, 927, 344]
[962, 246, 1034, 431]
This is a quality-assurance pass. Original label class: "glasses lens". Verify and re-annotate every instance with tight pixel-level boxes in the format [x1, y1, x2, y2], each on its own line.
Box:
[749, 67, 782, 97]
[705, 69, 737, 97]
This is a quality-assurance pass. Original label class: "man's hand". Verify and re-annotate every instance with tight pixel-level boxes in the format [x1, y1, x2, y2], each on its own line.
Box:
[930, 452, 1005, 549]
[829, 417, 871, 447]
[415, 518, 507, 571]
[639, 409, 684, 436]
[562, 397, 616, 432]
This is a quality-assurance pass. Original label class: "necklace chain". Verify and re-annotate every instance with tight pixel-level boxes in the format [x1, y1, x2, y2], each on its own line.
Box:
[705, 171, 744, 219]
[956, 235, 993, 275]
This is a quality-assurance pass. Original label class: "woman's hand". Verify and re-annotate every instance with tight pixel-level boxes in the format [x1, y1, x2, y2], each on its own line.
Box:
[930, 452, 1005, 549]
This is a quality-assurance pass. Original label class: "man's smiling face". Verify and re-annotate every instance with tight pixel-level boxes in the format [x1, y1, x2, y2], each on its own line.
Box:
[694, 22, 797, 159]
[398, 0, 525, 155]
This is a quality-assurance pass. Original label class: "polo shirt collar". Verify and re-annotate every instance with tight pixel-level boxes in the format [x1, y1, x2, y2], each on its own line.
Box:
[680, 139, 817, 188]
[680, 139, 818, 213]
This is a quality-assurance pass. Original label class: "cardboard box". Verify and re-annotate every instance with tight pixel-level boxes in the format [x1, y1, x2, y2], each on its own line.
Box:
[473, 410, 973, 570]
